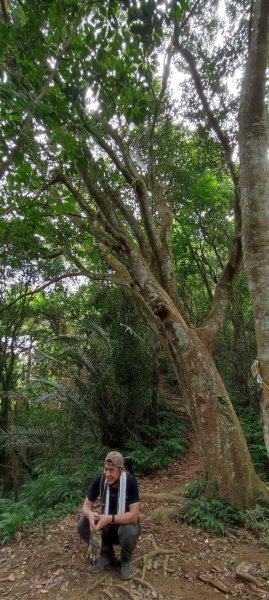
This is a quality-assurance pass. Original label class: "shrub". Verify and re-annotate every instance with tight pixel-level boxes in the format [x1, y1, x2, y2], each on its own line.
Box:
[173, 479, 245, 536]
[123, 401, 189, 476]
[0, 498, 34, 544]
[237, 406, 269, 480]
[244, 505, 269, 539]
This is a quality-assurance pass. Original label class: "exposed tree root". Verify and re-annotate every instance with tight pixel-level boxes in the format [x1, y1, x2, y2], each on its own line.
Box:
[144, 505, 180, 523]
[163, 554, 169, 575]
[141, 491, 185, 525]
[80, 533, 173, 598]
[170, 486, 187, 495]
[134, 533, 174, 582]
[102, 590, 114, 600]
[140, 492, 183, 502]
[133, 577, 157, 593]
[78, 574, 107, 597]
[113, 583, 137, 599]
[150, 533, 158, 550]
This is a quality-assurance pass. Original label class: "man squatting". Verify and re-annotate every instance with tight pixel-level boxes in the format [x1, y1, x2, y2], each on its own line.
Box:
[78, 451, 141, 580]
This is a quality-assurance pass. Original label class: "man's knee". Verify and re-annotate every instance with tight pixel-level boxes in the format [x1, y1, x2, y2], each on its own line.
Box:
[118, 523, 140, 548]
[78, 516, 90, 543]
[101, 524, 115, 547]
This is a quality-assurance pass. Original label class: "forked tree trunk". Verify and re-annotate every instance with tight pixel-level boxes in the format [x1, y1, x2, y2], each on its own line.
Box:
[119, 245, 269, 509]
[163, 316, 269, 509]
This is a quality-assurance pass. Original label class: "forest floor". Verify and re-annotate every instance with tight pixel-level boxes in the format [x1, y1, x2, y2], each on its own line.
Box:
[1, 379, 269, 600]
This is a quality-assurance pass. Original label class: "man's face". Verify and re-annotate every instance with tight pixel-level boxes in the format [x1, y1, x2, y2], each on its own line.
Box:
[104, 465, 122, 485]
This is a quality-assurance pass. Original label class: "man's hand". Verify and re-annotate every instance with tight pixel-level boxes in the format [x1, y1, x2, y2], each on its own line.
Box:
[89, 511, 99, 531]
[95, 514, 113, 530]
[86, 530, 101, 564]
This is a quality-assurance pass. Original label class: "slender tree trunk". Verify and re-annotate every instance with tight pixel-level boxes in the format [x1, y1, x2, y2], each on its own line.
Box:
[0, 390, 10, 490]
[24, 336, 33, 410]
[239, 0, 269, 457]
[151, 348, 159, 425]
[231, 302, 253, 406]
[0, 389, 10, 429]
[12, 450, 19, 502]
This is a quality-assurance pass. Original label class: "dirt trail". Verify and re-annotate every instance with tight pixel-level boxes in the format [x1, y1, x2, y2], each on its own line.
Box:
[1, 382, 269, 600]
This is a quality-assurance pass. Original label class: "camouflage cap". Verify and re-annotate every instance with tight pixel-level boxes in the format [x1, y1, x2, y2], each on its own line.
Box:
[105, 451, 124, 468]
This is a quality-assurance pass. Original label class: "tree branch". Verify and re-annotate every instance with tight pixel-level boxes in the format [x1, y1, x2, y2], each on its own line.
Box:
[91, 113, 140, 182]
[61, 249, 128, 286]
[50, 173, 127, 251]
[98, 245, 168, 338]
[172, 39, 240, 203]
[79, 165, 134, 250]
[69, 108, 178, 301]
[0, 114, 32, 180]
[174, 0, 202, 36]
[148, 43, 173, 193]
[198, 237, 242, 347]
[49, 174, 96, 220]
[80, 113, 136, 186]
[0, 272, 87, 314]
[0, 0, 11, 24]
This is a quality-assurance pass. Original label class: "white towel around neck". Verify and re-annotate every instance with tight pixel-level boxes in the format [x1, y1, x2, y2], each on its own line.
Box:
[104, 471, 127, 515]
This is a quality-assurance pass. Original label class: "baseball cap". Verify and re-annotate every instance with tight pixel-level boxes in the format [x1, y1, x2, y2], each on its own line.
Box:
[105, 451, 124, 468]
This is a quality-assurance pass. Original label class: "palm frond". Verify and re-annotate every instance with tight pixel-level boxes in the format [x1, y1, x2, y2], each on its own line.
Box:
[34, 349, 64, 365]
[32, 378, 99, 439]
[85, 321, 111, 346]
[0, 424, 54, 450]
[35, 392, 59, 404]
[119, 323, 144, 342]
[31, 377, 67, 393]
[71, 348, 98, 374]
[49, 334, 88, 345]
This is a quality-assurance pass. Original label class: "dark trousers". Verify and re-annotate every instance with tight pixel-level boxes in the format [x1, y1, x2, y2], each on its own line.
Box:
[78, 516, 140, 555]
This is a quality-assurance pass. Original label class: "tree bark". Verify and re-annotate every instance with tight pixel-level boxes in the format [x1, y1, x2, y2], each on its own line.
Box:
[239, 0, 269, 457]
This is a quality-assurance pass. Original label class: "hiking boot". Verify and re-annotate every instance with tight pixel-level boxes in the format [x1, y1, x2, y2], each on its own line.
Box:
[120, 536, 136, 581]
[89, 547, 116, 574]
[121, 560, 133, 580]
[89, 554, 111, 573]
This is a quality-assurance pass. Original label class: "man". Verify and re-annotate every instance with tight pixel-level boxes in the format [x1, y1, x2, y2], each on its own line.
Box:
[78, 451, 140, 580]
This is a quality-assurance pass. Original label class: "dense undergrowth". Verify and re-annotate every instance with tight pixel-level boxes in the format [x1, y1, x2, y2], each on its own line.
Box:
[1, 391, 268, 544]
[0, 399, 189, 544]
[174, 478, 269, 541]
[1, 318, 268, 544]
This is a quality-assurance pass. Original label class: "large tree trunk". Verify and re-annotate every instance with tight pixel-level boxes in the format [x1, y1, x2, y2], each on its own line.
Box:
[102, 238, 269, 509]
[239, 0, 269, 457]
[162, 314, 268, 509]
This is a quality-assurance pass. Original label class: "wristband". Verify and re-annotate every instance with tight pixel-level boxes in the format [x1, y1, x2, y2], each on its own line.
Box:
[111, 514, 115, 524]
